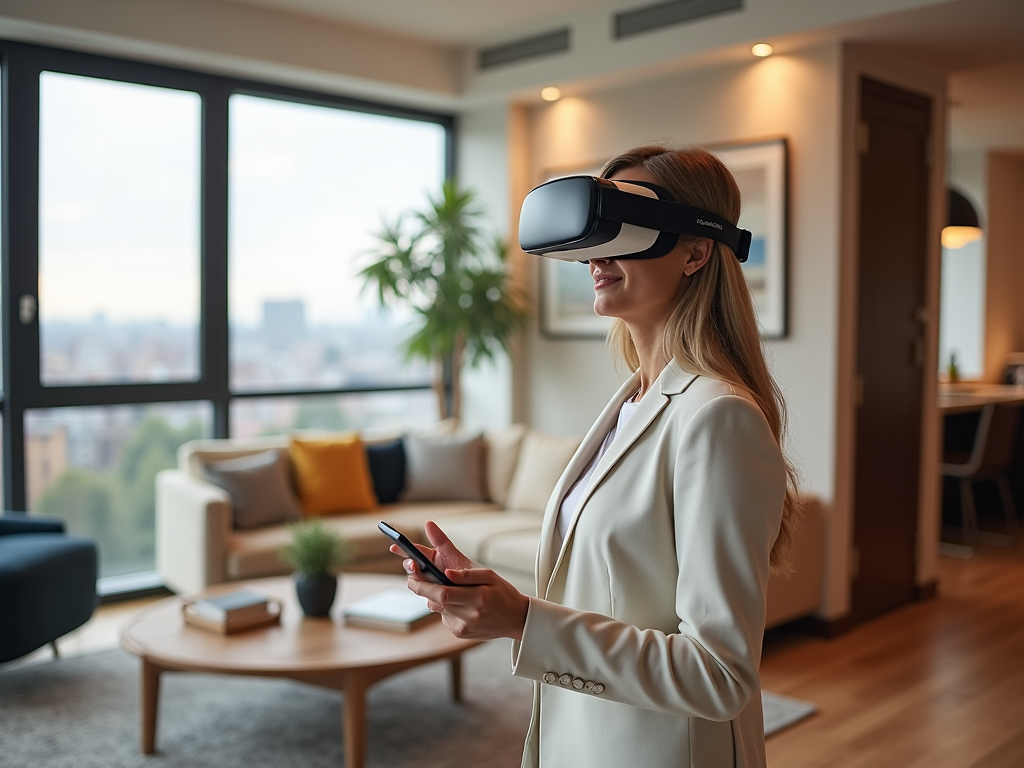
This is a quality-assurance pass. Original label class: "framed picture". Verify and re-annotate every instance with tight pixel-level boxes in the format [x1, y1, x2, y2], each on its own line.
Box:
[537, 139, 788, 339]
[538, 164, 613, 339]
[713, 138, 789, 338]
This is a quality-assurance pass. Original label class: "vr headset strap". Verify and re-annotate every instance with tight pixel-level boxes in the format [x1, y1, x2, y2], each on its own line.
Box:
[600, 187, 751, 262]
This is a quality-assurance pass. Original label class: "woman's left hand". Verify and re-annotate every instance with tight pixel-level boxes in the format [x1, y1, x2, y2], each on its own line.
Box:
[403, 521, 530, 641]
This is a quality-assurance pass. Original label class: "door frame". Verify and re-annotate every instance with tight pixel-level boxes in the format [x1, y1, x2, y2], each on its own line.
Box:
[832, 46, 946, 627]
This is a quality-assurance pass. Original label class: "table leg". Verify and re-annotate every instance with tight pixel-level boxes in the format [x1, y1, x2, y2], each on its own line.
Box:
[342, 673, 368, 768]
[450, 654, 463, 702]
[141, 658, 162, 754]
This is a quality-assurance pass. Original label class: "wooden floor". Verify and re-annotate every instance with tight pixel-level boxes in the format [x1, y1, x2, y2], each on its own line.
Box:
[762, 537, 1024, 768]
[13, 539, 1024, 767]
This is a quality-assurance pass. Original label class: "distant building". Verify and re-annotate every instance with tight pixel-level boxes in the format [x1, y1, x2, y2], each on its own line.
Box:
[26, 424, 69, 509]
[262, 300, 306, 348]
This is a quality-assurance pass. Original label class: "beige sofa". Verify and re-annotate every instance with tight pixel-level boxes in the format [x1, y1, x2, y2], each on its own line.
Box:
[156, 425, 823, 629]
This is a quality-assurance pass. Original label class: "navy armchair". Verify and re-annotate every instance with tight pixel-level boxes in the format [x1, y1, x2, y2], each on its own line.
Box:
[0, 515, 98, 663]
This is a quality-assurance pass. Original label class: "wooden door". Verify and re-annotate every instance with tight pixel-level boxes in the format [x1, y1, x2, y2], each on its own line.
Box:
[851, 78, 931, 624]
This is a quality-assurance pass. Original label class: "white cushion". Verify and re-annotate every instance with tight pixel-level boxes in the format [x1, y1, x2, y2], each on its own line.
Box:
[484, 424, 528, 505]
[505, 431, 581, 513]
[433, 511, 542, 562]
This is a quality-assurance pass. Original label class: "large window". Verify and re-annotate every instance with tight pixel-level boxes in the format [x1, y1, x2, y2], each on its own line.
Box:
[0, 41, 452, 592]
[228, 94, 444, 396]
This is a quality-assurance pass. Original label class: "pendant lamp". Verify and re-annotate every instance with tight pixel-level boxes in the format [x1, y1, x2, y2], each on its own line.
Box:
[942, 187, 983, 249]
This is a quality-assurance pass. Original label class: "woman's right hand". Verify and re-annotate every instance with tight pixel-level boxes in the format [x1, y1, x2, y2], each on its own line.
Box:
[387, 520, 476, 573]
[392, 521, 530, 642]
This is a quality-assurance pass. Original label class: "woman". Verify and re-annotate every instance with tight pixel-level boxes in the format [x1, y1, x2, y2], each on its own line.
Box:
[393, 145, 801, 768]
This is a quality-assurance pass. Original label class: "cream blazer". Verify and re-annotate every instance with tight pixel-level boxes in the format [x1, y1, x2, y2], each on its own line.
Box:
[511, 361, 786, 768]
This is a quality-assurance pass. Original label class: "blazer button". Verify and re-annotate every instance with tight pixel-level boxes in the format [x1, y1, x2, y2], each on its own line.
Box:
[542, 672, 557, 684]
[572, 678, 585, 690]
[558, 674, 572, 686]
[592, 684, 605, 695]
[583, 681, 595, 691]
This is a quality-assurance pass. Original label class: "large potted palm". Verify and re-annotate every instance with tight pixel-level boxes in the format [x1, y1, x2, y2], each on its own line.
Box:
[360, 180, 528, 420]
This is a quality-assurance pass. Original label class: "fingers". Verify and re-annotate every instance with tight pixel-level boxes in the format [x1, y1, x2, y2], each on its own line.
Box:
[424, 521, 474, 569]
[389, 542, 436, 562]
[423, 520, 453, 549]
[443, 567, 498, 587]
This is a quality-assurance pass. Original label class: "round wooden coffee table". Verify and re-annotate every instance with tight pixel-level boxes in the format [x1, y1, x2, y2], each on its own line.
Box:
[120, 574, 481, 767]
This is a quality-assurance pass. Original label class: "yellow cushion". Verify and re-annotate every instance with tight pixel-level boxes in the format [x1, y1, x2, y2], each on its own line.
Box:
[289, 434, 378, 516]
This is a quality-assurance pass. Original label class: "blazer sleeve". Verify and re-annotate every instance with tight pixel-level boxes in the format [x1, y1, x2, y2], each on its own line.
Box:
[511, 394, 786, 721]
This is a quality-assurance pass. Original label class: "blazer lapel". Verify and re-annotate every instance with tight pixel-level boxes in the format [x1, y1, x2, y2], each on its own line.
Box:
[541, 362, 700, 599]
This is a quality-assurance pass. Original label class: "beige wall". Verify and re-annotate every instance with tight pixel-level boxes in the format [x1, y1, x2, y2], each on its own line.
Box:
[983, 153, 1024, 382]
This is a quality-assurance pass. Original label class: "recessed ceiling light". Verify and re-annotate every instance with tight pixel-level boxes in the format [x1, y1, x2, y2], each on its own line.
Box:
[541, 86, 561, 102]
[751, 43, 773, 58]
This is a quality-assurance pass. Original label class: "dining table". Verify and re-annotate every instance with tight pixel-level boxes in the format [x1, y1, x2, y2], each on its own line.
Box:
[937, 383, 1024, 414]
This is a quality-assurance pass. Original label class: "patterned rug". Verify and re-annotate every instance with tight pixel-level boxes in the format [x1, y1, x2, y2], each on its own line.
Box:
[0, 640, 814, 767]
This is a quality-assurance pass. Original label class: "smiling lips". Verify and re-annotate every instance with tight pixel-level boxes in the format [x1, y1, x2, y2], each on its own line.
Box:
[593, 273, 622, 290]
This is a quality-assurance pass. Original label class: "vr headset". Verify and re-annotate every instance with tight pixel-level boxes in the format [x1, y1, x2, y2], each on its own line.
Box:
[518, 175, 751, 263]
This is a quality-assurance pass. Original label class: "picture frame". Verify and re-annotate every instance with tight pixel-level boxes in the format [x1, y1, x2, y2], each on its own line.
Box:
[712, 138, 789, 339]
[537, 139, 788, 339]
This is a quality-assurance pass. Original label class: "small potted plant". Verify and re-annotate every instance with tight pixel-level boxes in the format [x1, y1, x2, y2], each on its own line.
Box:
[278, 519, 353, 616]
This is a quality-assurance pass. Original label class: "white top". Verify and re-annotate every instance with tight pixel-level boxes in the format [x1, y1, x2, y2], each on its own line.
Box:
[556, 398, 640, 545]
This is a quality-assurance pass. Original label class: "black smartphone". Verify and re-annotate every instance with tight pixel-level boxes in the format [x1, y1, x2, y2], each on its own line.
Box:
[378, 521, 455, 586]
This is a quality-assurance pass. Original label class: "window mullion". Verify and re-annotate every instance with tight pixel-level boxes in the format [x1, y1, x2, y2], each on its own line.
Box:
[2, 43, 44, 511]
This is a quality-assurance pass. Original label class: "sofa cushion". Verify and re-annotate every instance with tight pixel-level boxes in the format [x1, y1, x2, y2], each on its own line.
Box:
[483, 425, 528, 506]
[180, 435, 289, 478]
[366, 439, 406, 504]
[505, 431, 581, 513]
[202, 449, 302, 530]
[289, 434, 378, 516]
[432, 512, 542, 563]
[401, 432, 485, 502]
[480, 530, 541, 580]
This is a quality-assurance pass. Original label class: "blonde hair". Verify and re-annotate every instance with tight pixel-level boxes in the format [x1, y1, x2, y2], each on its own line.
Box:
[602, 145, 802, 575]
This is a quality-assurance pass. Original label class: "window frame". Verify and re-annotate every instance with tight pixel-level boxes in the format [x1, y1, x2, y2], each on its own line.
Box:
[0, 39, 454, 511]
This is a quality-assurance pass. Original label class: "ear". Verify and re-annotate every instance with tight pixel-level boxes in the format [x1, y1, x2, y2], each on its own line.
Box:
[682, 238, 714, 276]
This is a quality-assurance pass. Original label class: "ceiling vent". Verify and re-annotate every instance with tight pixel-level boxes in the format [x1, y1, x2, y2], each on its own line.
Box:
[478, 28, 571, 70]
[614, 0, 743, 39]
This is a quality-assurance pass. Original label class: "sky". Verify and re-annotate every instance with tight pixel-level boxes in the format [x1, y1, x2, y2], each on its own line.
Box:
[37, 72, 446, 328]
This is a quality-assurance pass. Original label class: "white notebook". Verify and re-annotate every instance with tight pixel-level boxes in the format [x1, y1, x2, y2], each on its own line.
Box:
[342, 589, 437, 632]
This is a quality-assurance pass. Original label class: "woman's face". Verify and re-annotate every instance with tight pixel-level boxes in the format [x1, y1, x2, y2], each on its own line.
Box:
[590, 167, 706, 331]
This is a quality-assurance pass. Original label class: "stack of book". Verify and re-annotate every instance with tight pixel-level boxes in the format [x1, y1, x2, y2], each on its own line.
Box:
[342, 589, 439, 633]
[182, 589, 282, 634]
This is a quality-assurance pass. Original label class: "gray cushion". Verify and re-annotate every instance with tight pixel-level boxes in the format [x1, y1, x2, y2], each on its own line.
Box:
[401, 432, 485, 502]
[203, 449, 303, 530]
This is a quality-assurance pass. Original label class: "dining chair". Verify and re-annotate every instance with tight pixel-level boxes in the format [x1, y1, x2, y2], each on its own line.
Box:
[941, 403, 1020, 546]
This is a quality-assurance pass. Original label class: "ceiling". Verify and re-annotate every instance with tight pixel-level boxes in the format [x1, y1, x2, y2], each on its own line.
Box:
[217, 0, 1024, 71]
[0, 0, 1020, 153]
[217, 0, 1024, 153]
[222, 0, 626, 46]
